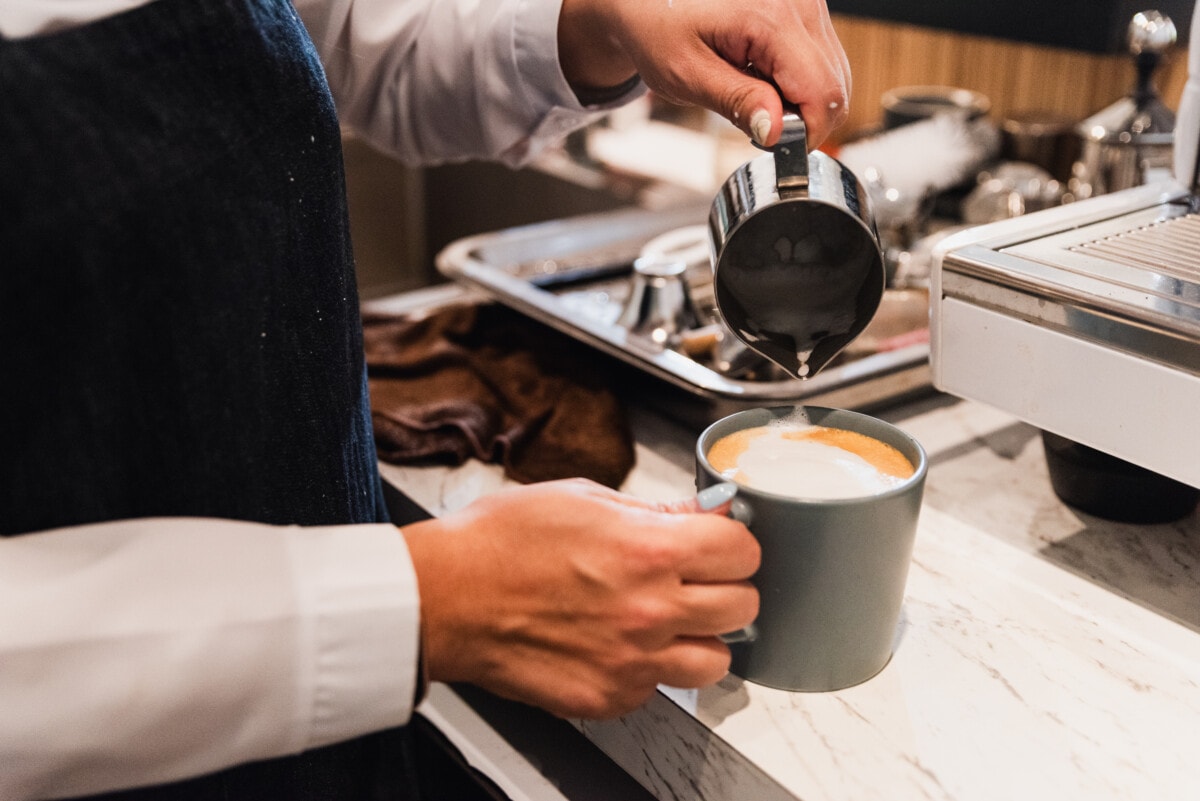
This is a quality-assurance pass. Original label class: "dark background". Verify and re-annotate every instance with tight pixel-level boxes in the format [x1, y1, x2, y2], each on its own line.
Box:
[827, 0, 1194, 53]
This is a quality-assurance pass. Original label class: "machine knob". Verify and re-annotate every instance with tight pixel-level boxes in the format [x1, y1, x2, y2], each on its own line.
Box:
[1128, 10, 1177, 56]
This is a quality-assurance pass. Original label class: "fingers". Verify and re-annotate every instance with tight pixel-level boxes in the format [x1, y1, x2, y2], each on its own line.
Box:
[652, 637, 735, 690]
[622, 0, 851, 149]
[699, 64, 844, 150]
[674, 580, 760, 638]
[819, 3, 853, 109]
[669, 514, 761, 583]
[694, 59, 785, 147]
[488, 638, 733, 720]
[744, 8, 850, 148]
[652, 487, 760, 583]
[572, 482, 761, 639]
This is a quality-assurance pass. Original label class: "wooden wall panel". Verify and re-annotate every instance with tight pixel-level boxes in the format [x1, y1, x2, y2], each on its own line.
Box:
[830, 14, 1188, 144]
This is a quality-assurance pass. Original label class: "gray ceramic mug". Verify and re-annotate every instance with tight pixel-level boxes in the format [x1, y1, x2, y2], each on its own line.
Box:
[696, 405, 927, 692]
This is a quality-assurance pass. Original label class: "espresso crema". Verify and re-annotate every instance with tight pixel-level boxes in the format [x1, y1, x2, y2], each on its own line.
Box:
[707, 424, 914, 499]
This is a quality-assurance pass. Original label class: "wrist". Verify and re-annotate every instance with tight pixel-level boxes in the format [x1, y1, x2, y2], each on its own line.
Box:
[557, 0, 637, 98]
[399, 517, 476, 687]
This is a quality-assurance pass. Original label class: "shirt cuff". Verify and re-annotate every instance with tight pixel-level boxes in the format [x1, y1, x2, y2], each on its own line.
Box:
[497, 0, 645, 165]
[512, 0, 644, 110]
[286, 522, 421, 751]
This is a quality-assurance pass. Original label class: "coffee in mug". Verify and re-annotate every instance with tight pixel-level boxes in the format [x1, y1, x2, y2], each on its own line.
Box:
[696, 406, 927, 692]
[706, 418, 914, 500]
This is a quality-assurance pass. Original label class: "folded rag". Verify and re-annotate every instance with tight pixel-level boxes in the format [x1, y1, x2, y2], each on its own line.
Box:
[363, 302, 635, 488]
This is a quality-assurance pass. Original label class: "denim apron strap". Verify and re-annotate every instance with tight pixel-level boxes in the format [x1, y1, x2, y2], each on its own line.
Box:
[0, 0, 421, 796]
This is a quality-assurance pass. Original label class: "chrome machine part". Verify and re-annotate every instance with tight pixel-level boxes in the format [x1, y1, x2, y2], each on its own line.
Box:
[1072, 10, 1178, 199]
[616, 253, 699, 345]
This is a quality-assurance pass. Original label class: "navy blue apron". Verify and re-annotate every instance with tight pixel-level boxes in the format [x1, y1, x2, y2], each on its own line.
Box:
[0, 0, 429, 796]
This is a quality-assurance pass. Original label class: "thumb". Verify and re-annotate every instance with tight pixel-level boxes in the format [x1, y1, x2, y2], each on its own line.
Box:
[693, 55, 848, 149]
[697, 65, 785, 148]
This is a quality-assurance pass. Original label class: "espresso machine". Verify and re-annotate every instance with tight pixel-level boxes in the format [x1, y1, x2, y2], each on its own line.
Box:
[931, 6, 1200, 521]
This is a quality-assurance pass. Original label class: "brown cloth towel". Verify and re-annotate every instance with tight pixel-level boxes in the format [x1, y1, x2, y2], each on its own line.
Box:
[363, 302, 635, 488]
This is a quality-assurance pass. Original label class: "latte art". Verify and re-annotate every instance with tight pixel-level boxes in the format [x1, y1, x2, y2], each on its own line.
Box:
[707, 424, 914, 499]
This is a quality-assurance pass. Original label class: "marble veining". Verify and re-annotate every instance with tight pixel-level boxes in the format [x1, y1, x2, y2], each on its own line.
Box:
[383, 395, 1200, 801]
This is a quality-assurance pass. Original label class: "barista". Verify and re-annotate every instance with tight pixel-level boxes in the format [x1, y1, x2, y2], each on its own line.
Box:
[0, 0, 849, 798]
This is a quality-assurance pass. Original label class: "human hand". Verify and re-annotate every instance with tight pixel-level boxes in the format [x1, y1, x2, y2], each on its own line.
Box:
[400, 478, 760, 719]
[558, 0, 850, 148]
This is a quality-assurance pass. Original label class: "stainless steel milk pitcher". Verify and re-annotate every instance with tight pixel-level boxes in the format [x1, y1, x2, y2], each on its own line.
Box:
[708, 111, 885, 379]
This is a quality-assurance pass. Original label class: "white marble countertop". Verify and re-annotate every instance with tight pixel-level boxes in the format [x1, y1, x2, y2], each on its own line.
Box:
[381, 393, 1200, 801]
[371, 289, 1200, 801]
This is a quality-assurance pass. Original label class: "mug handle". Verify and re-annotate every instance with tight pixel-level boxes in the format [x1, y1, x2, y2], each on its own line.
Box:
[696, 482, 759, 644]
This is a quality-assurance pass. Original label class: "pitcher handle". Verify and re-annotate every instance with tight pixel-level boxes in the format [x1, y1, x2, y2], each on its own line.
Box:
[772, 110, 810, 194]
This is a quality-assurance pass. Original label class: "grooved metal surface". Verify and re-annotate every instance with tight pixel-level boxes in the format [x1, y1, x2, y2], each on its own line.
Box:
[1072, 213, 1200, 282]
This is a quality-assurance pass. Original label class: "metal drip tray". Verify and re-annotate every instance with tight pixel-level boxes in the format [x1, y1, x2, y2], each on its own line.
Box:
[939, 183, 1200, 374]
[435, 204, 932, 419]
[1070, 213, 1200, 281]
[1002, 203, 1200, 325]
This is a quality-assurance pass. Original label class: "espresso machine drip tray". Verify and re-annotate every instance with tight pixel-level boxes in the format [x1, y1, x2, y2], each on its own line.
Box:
[933, 181, 1200, 488]
[1067, 212, 1200, 282]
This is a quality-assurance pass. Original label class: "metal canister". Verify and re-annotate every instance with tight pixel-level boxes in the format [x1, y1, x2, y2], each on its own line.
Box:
[1071, 10, 1178, 199]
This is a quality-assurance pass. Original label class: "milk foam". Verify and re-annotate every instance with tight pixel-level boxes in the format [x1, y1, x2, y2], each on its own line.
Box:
[721, 425, 906, 499]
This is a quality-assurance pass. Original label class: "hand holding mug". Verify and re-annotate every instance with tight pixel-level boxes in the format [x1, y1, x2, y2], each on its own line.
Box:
[400, 478, 760, 719]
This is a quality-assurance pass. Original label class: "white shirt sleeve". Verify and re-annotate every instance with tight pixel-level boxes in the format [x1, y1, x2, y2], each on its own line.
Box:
[0, 517, 421, 801]
[294, 0, 644, 167]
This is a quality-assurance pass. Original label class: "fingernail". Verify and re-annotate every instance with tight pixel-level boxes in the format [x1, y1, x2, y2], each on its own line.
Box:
[719, 624, 758, 644]
[750, 109, 771, 146]
[697, 482, 738, 511]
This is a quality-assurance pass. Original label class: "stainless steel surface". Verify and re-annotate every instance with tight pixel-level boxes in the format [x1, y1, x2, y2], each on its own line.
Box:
[1059, 209, 1200, 279]
[708, 112, 885, 379]
[615, 254, 698, 343]
[947, 189, 1200, 371]
[1071, 11, 1178, 198]
[436, 204, 931, 421]
[1073, 123, 1174, 197]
